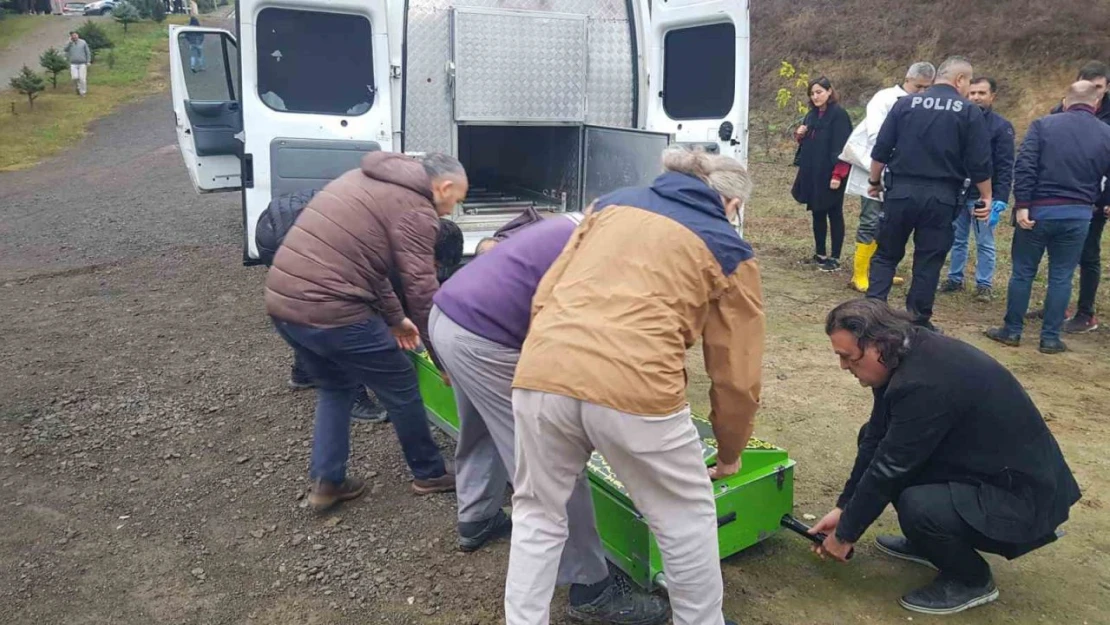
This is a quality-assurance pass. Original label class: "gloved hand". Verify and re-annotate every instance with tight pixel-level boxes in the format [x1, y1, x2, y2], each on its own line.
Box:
[989, 200, 1007, 228]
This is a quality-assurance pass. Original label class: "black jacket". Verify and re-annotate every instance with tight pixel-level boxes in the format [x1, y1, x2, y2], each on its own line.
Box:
[873, 84, 993, 189]
[791, 103, 852, 212]
[1013, 105, 1110, 211]
[836, 331, 1080, 553]
[255, 188, 320, 267]
[1050, 92, 1110, 124]
[966, 109, 1015, 204]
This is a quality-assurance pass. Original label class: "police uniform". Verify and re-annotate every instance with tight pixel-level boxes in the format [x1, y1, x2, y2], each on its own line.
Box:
[867, 83, 993, 326]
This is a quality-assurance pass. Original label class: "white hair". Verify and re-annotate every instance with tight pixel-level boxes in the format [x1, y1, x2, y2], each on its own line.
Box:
[417, 152, 466, 180]
[661, 146, 752, 203]
[906, 62, 936, 82]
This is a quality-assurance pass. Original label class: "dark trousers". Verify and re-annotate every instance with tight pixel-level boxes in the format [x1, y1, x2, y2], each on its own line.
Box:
[896, 484, 1014, 586]
[811, 202, 845, 259]
[1003, 219, 1091, 342]
[273, 316, 446, 483]
[867, 189, 956, 325]
[1076, 209, 1106, 318]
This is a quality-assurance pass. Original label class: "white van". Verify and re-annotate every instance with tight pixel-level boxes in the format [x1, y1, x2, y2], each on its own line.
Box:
[168, 0, 750, 263]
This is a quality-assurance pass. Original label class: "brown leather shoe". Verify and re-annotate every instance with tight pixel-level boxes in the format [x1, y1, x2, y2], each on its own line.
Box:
[412, 472, 456, 495]
[308, 477, 366, 511]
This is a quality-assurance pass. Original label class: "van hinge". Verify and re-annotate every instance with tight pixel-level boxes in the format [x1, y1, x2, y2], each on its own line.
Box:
[390, 64, 401, 80]
[242, 153, 254, 189]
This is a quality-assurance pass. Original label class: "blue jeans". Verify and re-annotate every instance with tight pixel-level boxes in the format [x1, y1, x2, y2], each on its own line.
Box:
[272, 316, 446, 483]
[948, 202, 997, 288]
[189, 44, 205, 71]
[1003, 219, 1091, 342]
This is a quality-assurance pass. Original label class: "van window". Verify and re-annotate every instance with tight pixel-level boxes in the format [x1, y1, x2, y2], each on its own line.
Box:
[662, 22, 736, 120]
[177, 32, 239, 102]
[256, 8, 375, 116]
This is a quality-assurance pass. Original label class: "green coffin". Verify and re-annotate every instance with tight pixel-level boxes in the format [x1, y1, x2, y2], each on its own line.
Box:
[410, 350, 795, 590]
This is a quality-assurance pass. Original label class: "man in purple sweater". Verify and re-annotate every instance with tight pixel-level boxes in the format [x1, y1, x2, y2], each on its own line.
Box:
[428, 214, 668, 625]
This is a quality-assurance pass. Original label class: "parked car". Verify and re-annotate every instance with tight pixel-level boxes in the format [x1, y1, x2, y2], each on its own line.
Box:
[83, 0, 116, 15]
[62, 2, 88, 14]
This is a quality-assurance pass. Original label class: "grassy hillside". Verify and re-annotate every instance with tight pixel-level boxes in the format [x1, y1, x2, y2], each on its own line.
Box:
[750, 0, 1110, 136]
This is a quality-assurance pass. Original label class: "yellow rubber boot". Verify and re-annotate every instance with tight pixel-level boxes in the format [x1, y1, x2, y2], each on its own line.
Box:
[850, 242, 877, 292]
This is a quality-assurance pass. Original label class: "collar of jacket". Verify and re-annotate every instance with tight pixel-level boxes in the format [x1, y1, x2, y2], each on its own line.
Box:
[929, 83, 960, 97]
[1066, 103, 1098, 115]
[650, 172, 728, 220]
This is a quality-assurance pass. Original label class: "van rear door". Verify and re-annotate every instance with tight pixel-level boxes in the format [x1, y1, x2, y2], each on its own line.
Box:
[643, 0, 749, 163]
[168, 25, 242, 193]
[237, 0, 394, 263]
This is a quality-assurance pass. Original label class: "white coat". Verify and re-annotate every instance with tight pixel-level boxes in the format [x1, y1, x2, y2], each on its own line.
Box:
[839, 84, 908, 199]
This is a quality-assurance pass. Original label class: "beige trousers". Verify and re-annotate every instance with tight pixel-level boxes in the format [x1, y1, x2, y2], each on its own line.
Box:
[505, 389, 724, 625]
[69, 64, 87, 96]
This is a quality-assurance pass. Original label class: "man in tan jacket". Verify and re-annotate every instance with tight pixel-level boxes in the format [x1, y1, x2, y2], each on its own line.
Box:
[505, 148, 764, 625]
[266, 152, 468, 510]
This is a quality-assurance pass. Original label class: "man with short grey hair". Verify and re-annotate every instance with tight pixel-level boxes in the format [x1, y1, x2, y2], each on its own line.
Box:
[64, 31, 92, 96]
[840, 62, 935, 292]
[866, 55, 992, 331]
[266, 151, 468, 509]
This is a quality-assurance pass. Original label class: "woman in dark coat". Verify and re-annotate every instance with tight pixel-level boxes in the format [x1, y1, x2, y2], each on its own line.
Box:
[792, 76, 853, 271]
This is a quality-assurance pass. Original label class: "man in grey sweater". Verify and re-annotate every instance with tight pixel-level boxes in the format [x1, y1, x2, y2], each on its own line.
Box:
[64, 31, 92, 96]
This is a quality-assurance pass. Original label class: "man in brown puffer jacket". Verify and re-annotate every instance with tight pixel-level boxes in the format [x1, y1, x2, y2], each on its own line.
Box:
[266, 152, 468, 510]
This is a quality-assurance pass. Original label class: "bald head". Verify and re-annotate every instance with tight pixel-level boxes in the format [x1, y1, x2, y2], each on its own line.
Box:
[1064, 80, 1102, 108]
[936, 56, 975, 96]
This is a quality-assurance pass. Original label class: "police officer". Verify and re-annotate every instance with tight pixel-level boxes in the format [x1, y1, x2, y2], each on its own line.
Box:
[867, 56, 993, 330]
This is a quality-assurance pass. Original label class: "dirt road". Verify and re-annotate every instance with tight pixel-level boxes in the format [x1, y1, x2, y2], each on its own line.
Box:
[0, 94, 1107, 625]
[0, 16, 103, 88]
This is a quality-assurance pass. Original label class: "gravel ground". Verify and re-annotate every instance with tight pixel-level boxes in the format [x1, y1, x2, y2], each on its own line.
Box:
[1, 91, 1107, 625]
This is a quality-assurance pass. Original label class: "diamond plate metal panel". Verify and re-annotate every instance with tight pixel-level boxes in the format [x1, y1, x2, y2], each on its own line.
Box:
[453, 9, 587, 122]
[405, 0, 634, 153]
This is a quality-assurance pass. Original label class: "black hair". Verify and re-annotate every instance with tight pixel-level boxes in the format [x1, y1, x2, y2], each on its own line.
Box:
[825, 299, 915, 369]
[807, 76, 837, 108]
[435, 218, 464, 270]
[1077, 61, 1110, 82]
[971, 76, 997, 93]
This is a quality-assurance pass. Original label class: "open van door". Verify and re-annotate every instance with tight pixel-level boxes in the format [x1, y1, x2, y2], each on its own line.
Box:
[168, 25, 243, 192]
[237, 0, 394, 263]
[643, 0, 749, 163]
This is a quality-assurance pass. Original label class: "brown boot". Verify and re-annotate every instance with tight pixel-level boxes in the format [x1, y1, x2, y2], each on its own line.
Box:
[308, 477, 366, 511]
[412, 472, 456, 495]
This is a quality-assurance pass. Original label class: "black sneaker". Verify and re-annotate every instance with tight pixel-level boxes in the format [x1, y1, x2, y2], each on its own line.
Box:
[974, 286, 993, 303]
[567, 575, 670, 625]
[1038, 339, 1068, 354]
[458, 509, 512, 552]
[874, 535, 937, 570]
[939, 279, 964, 293]
[899, 574, 999, 615]
[288, 364, 314, 390]
[1064, 314, 1099, 334]
[351, 391, 388, 423]
[985, 327, 1020, 347]
[804, 254, 826, 265]
[818, 258, 841, 272]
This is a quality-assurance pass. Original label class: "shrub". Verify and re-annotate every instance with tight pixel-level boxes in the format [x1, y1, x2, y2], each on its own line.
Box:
[151, 0, 165, 22]
[195, 0, 214, 13]
[39, 47, 69, 89]
[77, 21, 114, 59]
[10, 66, 46, 109]
[112, 0, 141, 32]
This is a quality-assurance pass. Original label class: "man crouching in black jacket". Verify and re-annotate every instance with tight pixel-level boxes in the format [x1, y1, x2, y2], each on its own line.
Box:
[809, 298, 1081, 616]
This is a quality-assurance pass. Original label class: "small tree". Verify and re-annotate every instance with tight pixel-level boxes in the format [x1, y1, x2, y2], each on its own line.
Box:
[10, 66, 46, 110]
[39, 47, 69, 89]
[77, 21, 114, 59]
[151, 0, 165, 22]
[113, 1, 140, 32]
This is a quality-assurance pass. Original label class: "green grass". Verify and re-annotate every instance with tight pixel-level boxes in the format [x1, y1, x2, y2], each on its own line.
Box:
[0, 14, 51, 51]
[0, 16, 188, 171]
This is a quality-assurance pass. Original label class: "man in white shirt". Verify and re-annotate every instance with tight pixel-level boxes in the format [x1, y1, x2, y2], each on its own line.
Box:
[840, 62, 936, 291]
